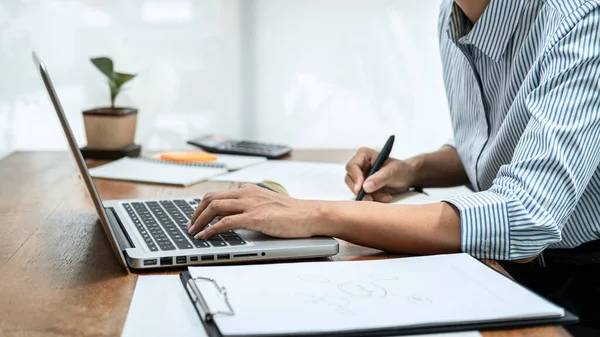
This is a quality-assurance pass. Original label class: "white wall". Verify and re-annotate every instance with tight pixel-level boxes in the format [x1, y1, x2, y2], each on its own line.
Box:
[249, 0, 451, 159]
[0, 0, 451, 160]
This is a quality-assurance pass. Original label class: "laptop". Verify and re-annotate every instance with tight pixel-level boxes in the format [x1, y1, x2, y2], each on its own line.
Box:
[32, 52, 339, 269]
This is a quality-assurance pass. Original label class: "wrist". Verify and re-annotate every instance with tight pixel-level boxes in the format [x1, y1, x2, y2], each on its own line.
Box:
[308, 201, 345, 238]
[405, 154, 425, 187]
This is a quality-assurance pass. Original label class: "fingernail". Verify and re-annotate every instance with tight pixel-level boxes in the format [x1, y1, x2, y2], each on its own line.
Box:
[194, 231, 206, 240]
[354, 183, 361, 193]
[186, 221, 191, 229]
[382, 194, 392, 203]
[364, 181, 375, 193]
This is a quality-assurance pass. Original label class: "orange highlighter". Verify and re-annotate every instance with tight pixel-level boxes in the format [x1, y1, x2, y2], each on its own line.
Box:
[159, 151, 218, 163]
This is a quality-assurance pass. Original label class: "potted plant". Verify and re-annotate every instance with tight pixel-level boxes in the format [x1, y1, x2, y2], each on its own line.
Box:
[82, 57, 138, 150]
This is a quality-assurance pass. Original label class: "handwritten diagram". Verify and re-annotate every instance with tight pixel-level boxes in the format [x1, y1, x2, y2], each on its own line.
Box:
[295, 274, 433, 316]
[338, 281, 387, 298]
[296, 292, 354, 316]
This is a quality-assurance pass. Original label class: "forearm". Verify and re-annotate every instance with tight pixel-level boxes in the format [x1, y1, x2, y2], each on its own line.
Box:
[407, 146, 469, 187]
[315, 201, 462, 255]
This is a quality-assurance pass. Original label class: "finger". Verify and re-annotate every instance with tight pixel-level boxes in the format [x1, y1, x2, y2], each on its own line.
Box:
[188, 190, 241, 229]
[344, 174, 356, 195]
[362, 164, 395, 193]
[371, 191, 392, 203]
[240, 183, 259, 190]
[345, 162, 365, 193]
[363, 194, 374, 202]
[188, 199, 246, 235]
[345, 148, 374, 193]
[194, 214, 250, 239]
[189, 200, 245, 235]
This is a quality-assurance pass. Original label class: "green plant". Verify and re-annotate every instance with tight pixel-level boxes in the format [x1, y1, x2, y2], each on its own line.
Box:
[91, 57, 136, 108]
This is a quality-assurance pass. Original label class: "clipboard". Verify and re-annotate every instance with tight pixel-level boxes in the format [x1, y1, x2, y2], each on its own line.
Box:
[179, 271, 578, 337]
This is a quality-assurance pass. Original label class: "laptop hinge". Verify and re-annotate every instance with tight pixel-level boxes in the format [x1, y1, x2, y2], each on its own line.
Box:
[106, 207, 135, 249]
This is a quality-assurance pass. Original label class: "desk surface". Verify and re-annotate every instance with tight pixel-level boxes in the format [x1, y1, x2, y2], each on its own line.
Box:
[0, 151, 571, 337]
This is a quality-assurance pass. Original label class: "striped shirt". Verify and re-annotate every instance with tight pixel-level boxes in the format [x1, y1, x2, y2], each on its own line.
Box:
[438, 0, 600, 260]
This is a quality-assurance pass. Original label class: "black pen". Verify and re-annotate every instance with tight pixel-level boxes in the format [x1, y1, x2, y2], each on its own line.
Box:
[356, 135, 395, 201]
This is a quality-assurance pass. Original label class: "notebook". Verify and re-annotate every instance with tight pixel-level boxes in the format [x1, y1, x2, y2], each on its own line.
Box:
[180, 253, 575, 337]
[88, 157, 227, 186]
[152, 153, 268, 171]
[211, 160, 474, 202]
[122, 274, 481, 337]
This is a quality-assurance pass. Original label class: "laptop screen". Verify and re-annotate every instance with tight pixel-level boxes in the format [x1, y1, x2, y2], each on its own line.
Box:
[32, 51, 128, 268]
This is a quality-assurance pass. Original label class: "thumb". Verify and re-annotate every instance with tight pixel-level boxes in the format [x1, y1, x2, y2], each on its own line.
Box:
[362, 166, 394, 193]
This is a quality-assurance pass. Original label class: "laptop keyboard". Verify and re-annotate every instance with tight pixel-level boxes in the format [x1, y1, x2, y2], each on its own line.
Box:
[122, 199, 247, 251]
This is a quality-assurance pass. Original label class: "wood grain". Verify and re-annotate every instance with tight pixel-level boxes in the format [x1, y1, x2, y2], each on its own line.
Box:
[0, 151, 570, 337]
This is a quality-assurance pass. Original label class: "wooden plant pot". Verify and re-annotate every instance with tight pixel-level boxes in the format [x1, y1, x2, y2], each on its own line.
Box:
[82, 107, 137, 149]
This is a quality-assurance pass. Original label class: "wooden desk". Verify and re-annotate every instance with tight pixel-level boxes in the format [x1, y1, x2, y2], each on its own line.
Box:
[0, 151, 570, 337]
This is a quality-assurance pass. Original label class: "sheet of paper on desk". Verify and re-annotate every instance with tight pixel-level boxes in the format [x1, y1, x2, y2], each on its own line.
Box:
[121, 275, 478, 337]
[210, 161, 353, 200]
[213, 153, 268, 170]
[189, 253, 563, 336]
[121, 275, 207, 337]
[392, 186, 474, 204]
[89, 157, 227, 186]
[424, 186, 474, 200]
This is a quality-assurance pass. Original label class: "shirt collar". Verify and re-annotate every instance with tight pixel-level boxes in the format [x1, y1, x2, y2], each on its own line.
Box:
[447, 0, 527, 62]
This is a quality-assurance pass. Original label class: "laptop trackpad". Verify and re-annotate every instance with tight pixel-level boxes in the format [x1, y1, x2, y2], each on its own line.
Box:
[235, 229, 275, 242]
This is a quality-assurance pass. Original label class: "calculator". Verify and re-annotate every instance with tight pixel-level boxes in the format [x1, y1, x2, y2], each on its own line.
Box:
[187, 135, 292, 159]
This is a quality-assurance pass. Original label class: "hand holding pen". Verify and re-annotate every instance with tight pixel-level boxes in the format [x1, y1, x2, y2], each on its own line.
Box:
[344, 135, 421, 202]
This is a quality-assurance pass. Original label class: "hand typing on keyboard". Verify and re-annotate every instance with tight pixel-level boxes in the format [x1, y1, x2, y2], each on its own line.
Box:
[124, 199, 247, 252]
[187, 184, 324, 240]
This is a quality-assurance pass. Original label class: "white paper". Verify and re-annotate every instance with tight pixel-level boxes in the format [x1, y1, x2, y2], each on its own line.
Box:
[89, 157, 227, 186]
[390, 190, 438, 204]
[121, 275, 207, 337]
[392, 186, 474, 204]
[122, 275, 481, 337]
[213, 154, 268, 171]
[423, 186, 475, 201]
[211, 161, 353, 200]
[189, 253, 563, 336]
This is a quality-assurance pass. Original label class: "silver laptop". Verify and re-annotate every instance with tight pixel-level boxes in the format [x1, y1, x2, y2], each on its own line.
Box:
[32, 52, 339, 269]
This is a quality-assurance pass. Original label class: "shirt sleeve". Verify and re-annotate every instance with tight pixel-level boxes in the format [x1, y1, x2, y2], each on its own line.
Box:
[445, 7, 600, 260]
[443, 136, 455, 149]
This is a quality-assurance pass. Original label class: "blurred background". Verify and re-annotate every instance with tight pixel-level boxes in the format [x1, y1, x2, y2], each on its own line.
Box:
[0, 0, 451, 161]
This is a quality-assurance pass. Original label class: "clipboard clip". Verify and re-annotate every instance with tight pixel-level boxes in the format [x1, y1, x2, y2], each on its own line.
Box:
[186, 276, 235, 321]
